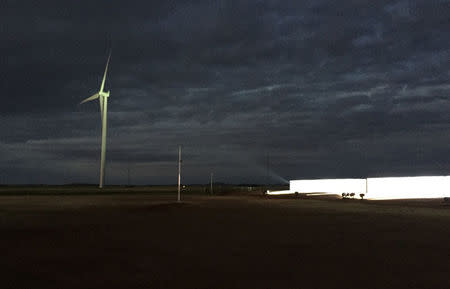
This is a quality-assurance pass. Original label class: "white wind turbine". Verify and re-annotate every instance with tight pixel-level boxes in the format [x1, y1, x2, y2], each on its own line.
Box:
[80, 51, 111, 188]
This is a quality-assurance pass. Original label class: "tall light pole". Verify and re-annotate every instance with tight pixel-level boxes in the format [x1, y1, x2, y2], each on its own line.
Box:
[127, 161, 131, 186]
[210, 172, 213, 195]
[177, 145, 182, 202]
[266, 151, 269, 193]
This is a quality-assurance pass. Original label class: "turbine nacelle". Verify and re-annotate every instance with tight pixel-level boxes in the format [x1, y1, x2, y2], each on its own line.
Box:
[100, 90, 110, 98]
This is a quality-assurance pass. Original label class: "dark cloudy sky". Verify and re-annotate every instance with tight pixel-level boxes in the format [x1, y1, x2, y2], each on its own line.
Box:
[1, 0, 450, 185]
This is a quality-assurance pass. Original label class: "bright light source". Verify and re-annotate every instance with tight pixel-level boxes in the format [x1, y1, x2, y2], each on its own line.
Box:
[267, 176, 450, 200]
[290, 179, 366, 195]
[367, 176, 450, 200]
[266, 190, 292, 195]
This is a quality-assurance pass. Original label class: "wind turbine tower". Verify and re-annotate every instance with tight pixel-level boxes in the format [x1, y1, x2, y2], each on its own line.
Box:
[80, 51, 111, 188]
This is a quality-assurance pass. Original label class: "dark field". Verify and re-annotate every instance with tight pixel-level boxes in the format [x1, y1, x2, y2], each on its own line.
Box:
[0, 193, 449, 289]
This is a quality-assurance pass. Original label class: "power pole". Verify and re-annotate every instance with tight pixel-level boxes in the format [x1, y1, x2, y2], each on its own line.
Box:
[210, 172, 213, 195]
[127, 159, 131, 186]
[177, 145, 182, 202]
[266, 152, 269, 192]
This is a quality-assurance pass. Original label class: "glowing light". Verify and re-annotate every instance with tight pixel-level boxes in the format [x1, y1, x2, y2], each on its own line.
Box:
[290, 179, 366, 195]
[366, 176, 450, 200]
[267, 176, 450, 200]
[266, 190, 292, 195]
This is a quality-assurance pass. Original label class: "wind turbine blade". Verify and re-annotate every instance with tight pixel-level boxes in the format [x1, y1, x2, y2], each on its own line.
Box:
[99, 51, 111, 93]
[80, 93, 99, 104]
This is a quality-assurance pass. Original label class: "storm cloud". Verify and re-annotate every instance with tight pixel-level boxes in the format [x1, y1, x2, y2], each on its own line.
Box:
[1, 0, 449, 184]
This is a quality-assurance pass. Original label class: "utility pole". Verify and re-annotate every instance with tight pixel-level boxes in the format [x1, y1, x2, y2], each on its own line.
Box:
[210, 172, 213, 195]
[266, 151, 269, 193]
[177, 145, 182, 202]
[127, 162, 130, 186]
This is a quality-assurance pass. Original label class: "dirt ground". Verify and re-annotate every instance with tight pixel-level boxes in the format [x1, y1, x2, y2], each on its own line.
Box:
[0, 194, 449, 289]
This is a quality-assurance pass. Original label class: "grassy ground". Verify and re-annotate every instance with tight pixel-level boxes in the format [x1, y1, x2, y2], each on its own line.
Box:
[0, 193, 449, 289]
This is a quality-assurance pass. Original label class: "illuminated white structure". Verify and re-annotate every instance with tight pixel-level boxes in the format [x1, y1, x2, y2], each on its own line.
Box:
[268, 176, 450, 200]
[367, 176, 450, 200]
[80, 52, 111, 188]
[267, 179, 366, 196]
[290, 179, 366, 195]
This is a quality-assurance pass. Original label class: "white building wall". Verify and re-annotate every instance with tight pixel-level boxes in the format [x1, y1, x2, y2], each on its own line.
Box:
[290, 179, 366, 195]
[366, 176, 450, 200]
[268, 176, 450, 199]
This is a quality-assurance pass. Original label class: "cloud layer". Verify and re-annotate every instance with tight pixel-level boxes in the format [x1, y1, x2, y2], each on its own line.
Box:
[1, 0, 449, 184]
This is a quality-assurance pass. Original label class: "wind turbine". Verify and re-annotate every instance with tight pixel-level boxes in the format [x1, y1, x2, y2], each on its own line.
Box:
[80, 51, 111, 188]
